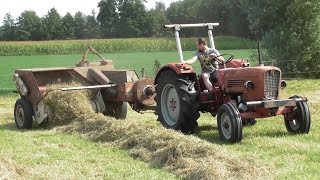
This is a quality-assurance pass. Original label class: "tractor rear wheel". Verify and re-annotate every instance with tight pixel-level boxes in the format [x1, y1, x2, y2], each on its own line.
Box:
[217, 102, 243, 142]
[14, 98, 33, 129]
[104, 102, 128, 119]
[284, 96, 311, 134]
[155, 70, 199, 133]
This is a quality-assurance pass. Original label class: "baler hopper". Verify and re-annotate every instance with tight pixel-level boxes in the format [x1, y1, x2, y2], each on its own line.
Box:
[13, 46, 156, 129]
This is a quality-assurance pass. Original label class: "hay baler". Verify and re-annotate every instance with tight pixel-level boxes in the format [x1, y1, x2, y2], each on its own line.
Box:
[13, 47, 156, 129]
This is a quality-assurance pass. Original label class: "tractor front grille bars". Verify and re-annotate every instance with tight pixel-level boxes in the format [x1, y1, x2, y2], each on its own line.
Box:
[264, 70, 280, 99]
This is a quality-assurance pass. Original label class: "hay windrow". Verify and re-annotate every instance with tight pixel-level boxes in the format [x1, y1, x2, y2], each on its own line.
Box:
[43, 85, 273, 179]
[0, 157, 24, 179]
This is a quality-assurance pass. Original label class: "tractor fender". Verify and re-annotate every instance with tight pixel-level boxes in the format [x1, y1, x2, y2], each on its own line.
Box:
[154, 63, 196, 84]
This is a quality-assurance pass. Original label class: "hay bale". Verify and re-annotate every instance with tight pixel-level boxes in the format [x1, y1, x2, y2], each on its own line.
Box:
[43, 85, 272, 179]
[42, 83, 96, 127]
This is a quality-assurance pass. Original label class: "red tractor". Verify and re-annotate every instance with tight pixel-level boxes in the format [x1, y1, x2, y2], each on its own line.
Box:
[155, 23, 311, 142]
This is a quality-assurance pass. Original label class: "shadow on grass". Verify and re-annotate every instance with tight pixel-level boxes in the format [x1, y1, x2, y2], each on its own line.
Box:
[0, 120, 48, 132]
[195, 124, 290, 145]
[194, 125, 226, 145]
[0, 89, 16, 96]
[249, 129, 289, 138]
[0, 122, 18, 131]
[197, 125, 218, 131]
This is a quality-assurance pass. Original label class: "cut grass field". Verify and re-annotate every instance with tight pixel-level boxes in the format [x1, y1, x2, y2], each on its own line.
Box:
[0, 95, 177, 179]
[1, 80, 319, 179]
[0, 50, 319, 178]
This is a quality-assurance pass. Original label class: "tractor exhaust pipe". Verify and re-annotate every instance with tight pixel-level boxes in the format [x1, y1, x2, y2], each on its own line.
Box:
[257, 42, 264, 66]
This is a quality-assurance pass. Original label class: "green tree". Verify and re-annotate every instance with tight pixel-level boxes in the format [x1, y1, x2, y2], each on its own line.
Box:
[84, 11, 100, 39]
[262, 0, 320, 78]
[61, 12, 75, 39]
[16, 10, 41, 40]
[0, 27, 3, 40]
[74, 12, 86, 39]
[97, 0, 118, 38]
[118, 0, 147, 37]
[1, 13, 16, 40]
[240, 0, 292, 40]
[43, 8, 62, 40]
[165, 0, 252, 38]
[166, 0, 223, 37]
[222, 0, 252, 38]
[145, 1, 168, 37]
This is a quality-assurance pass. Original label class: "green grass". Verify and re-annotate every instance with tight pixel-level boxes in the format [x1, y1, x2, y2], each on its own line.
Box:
[1, 80, 319, 178]
[0, 49, 255, 89]
[0, 95, 177, 179]
[1, 50, 319, 178]
[194, 79, 320, 179]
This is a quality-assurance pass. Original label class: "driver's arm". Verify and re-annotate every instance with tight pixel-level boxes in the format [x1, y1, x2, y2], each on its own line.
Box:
[210, 49, 225, 62]
[184, 56, 197, 64]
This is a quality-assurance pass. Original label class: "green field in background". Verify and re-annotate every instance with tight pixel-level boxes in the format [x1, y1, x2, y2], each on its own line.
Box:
[0, 49, 255, 90]
[0, 37, 256, 56]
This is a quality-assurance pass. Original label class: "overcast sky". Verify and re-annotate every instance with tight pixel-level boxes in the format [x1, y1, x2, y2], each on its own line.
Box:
[0, 0, 178, 25]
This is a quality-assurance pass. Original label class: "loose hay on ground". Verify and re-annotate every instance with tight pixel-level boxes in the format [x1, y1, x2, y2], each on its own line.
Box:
[0, 157, 24, 179]
[43, 85, 272, 179]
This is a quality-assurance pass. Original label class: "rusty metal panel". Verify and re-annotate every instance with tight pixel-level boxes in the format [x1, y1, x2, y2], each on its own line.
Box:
[116, 83, 135, 102]
[219, 66, 281, 102]
[132, 78, 156, 106]
[15, 70, 41, 108]
[102, 70, 139, 83]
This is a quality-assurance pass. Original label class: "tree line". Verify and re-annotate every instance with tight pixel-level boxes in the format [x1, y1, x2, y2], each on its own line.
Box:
[0, 0, 319, 77]
[0, 0, 256, 41]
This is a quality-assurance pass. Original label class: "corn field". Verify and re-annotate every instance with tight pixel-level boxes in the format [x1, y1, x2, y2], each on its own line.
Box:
[0, 37, 256, 56]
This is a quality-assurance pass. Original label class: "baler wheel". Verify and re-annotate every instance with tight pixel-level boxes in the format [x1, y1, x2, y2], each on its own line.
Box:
[14, 98, 33, 129]
[217, 102, 243, 142]
[284, 96, 311, 134]
[155, 70, 199, 133]
[104, 102, 128, 119]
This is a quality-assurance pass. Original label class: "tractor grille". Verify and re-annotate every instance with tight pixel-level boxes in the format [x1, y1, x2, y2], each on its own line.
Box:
[264, 70, 280, 99]
[227, 80, 245, 87]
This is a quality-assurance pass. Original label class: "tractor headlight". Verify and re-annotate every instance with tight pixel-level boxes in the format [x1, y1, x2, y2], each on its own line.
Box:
[280, 80, 287, 89]
[244, 81, 254, 89]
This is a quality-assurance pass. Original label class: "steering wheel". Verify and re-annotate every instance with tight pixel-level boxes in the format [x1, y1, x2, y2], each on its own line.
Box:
[214, 54, 234, 65]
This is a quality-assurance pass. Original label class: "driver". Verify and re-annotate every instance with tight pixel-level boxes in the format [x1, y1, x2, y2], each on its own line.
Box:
[184, 37, 224, 91]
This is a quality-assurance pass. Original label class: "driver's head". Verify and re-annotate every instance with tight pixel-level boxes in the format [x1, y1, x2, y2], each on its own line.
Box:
[196, 37, 207, 52]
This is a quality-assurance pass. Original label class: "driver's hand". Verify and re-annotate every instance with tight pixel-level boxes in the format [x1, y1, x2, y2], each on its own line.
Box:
[180, 62, 190, 65]
[217, 56, 224, 62]
[217, 56, 225, 62]
[209, 54, 217, 59]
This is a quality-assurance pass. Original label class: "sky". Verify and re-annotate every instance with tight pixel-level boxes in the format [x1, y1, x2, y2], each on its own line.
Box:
[0, 0, 179, 25]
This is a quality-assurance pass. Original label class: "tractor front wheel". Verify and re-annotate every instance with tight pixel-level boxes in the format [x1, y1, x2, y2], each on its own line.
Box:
[14, 98, 33, 129]
[284, 96, 311, 134]
[155, 70, 199, 133]
[217, 102, 243, 142]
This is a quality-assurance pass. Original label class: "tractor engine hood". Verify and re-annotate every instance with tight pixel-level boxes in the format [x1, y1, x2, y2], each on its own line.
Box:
[218, 66, 282, 102]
